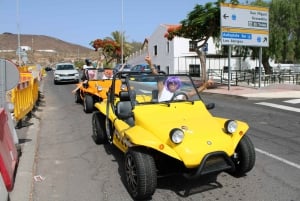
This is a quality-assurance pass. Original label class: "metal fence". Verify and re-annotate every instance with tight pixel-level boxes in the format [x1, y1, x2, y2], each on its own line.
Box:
[207, 69, 300, 86]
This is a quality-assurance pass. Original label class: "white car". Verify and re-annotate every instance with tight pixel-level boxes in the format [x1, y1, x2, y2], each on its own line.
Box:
[53, 63, 79, 84]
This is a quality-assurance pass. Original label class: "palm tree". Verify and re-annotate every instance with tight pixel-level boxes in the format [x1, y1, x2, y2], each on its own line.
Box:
[111, 31, 132, 63]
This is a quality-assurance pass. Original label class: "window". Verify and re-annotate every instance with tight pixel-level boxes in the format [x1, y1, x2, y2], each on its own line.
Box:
[189, 64, 200, 77]
[166, 41, 169, 53]
[189, 41, 197, 52]
[154, 45, 157, 55]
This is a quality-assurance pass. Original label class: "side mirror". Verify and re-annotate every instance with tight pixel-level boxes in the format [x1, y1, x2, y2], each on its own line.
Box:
[206, 103, 215, 110]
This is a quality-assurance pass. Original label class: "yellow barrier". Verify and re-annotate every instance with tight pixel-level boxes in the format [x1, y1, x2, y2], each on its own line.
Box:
[9, 67, 40, 123]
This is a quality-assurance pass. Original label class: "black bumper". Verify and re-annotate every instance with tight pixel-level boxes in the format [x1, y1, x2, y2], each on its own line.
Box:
[183, 151, 235, 179]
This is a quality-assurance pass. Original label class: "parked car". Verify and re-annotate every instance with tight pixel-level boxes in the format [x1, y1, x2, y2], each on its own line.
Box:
[130, 63, 152, 72]
[45, 66, 52, 71]
[91, 71, 256, 200]
[113, 64, 132, 73]
[53, 62, 79, 84]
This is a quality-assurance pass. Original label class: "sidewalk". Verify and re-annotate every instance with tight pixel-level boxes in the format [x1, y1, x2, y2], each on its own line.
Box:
[204, 83, 300, 99]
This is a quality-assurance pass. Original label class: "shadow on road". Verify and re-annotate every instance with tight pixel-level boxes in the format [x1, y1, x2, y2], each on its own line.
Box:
[101, 142, 223, 199]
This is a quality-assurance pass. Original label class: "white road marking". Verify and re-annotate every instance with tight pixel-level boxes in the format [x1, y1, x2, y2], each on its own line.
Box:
[254, 100, 300, 169]
[284, 99, 300, 104]
[255, 102, 300, 113]
[255, 148, 300, 170]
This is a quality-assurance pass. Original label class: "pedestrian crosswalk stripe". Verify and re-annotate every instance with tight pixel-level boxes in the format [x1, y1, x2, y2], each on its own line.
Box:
[284, 99, 300, 104]
[255, 102, 300, 113]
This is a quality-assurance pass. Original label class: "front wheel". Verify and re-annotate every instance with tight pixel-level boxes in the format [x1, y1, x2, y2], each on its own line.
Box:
[92, 111, 108, 144]
[230, 135, 256, 177]
[84, 95, 94, 113]
[125, 149, 157, 200]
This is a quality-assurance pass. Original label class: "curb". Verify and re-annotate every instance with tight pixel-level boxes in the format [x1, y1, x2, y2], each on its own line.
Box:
[9, 116, 39, 201]
[9, 81, 44, 201]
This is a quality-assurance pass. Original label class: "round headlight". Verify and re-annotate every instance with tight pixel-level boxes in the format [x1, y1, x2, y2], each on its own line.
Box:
[97, 86, 103, 91]
[170, 128, 184, 144]
[225, 120, 237, 134]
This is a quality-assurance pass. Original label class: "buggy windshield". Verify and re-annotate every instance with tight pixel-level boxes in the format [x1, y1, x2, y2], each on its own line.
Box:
[125, 73, 202, 104]
[85, 68, 111, 80]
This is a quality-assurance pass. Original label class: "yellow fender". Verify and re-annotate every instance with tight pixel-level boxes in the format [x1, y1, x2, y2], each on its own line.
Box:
[113, 123, 182, 161]
[214, 117, 249, 148]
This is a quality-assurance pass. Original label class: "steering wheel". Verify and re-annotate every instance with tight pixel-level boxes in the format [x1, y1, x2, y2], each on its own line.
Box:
[170, 92, 189, 101]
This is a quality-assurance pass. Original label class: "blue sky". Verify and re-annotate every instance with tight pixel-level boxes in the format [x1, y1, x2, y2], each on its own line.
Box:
[0, 0, 248, 48]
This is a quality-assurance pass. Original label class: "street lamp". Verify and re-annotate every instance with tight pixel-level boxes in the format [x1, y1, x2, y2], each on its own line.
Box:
[16, 0, 21, 65]
[121, 0, 124, 65]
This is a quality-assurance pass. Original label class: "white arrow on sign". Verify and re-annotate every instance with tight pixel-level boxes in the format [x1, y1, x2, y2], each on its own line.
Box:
[220, 3, 269, 47]
[221, 3, 269, 30]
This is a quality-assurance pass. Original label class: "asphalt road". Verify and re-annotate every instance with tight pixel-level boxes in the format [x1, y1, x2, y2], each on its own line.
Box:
[11, 72, 300, 201]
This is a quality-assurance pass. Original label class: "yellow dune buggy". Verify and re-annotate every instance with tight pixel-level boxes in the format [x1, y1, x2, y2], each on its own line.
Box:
[92, 72, 255, 200]
[74, 68, 122, 113]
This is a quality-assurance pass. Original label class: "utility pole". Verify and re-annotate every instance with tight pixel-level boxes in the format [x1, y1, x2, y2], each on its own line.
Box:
[16, 0, 21, 66]
[77, 48, 80, 61]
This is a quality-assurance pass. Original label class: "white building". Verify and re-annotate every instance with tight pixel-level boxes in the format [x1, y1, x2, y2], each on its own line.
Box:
[20, 46, 32, 51]
[127, 24, 270, 76]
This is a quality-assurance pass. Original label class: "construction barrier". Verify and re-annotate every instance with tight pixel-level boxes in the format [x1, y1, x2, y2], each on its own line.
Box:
[9, 66, 40, 124]
[0, 108, 18, 191]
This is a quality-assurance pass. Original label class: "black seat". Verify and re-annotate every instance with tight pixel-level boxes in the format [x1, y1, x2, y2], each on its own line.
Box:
[119, 91, 131, 101]
[116, 91, 134, 126]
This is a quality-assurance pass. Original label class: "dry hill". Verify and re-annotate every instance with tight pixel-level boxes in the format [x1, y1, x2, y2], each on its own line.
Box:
[0, 32, 98, 65]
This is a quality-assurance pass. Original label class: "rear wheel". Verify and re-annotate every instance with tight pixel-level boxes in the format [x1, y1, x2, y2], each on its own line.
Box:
[230, 135, 256, 177]
[92, 111, 107, 144]
[125, 149, 157, 200]
[84, 95, 94, 113]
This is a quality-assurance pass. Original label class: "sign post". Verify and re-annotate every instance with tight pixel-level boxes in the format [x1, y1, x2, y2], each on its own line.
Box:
[220, 3, 269, 89]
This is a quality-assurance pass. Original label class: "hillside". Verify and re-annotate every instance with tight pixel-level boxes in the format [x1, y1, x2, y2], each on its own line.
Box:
[0, 32, 98, 65]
